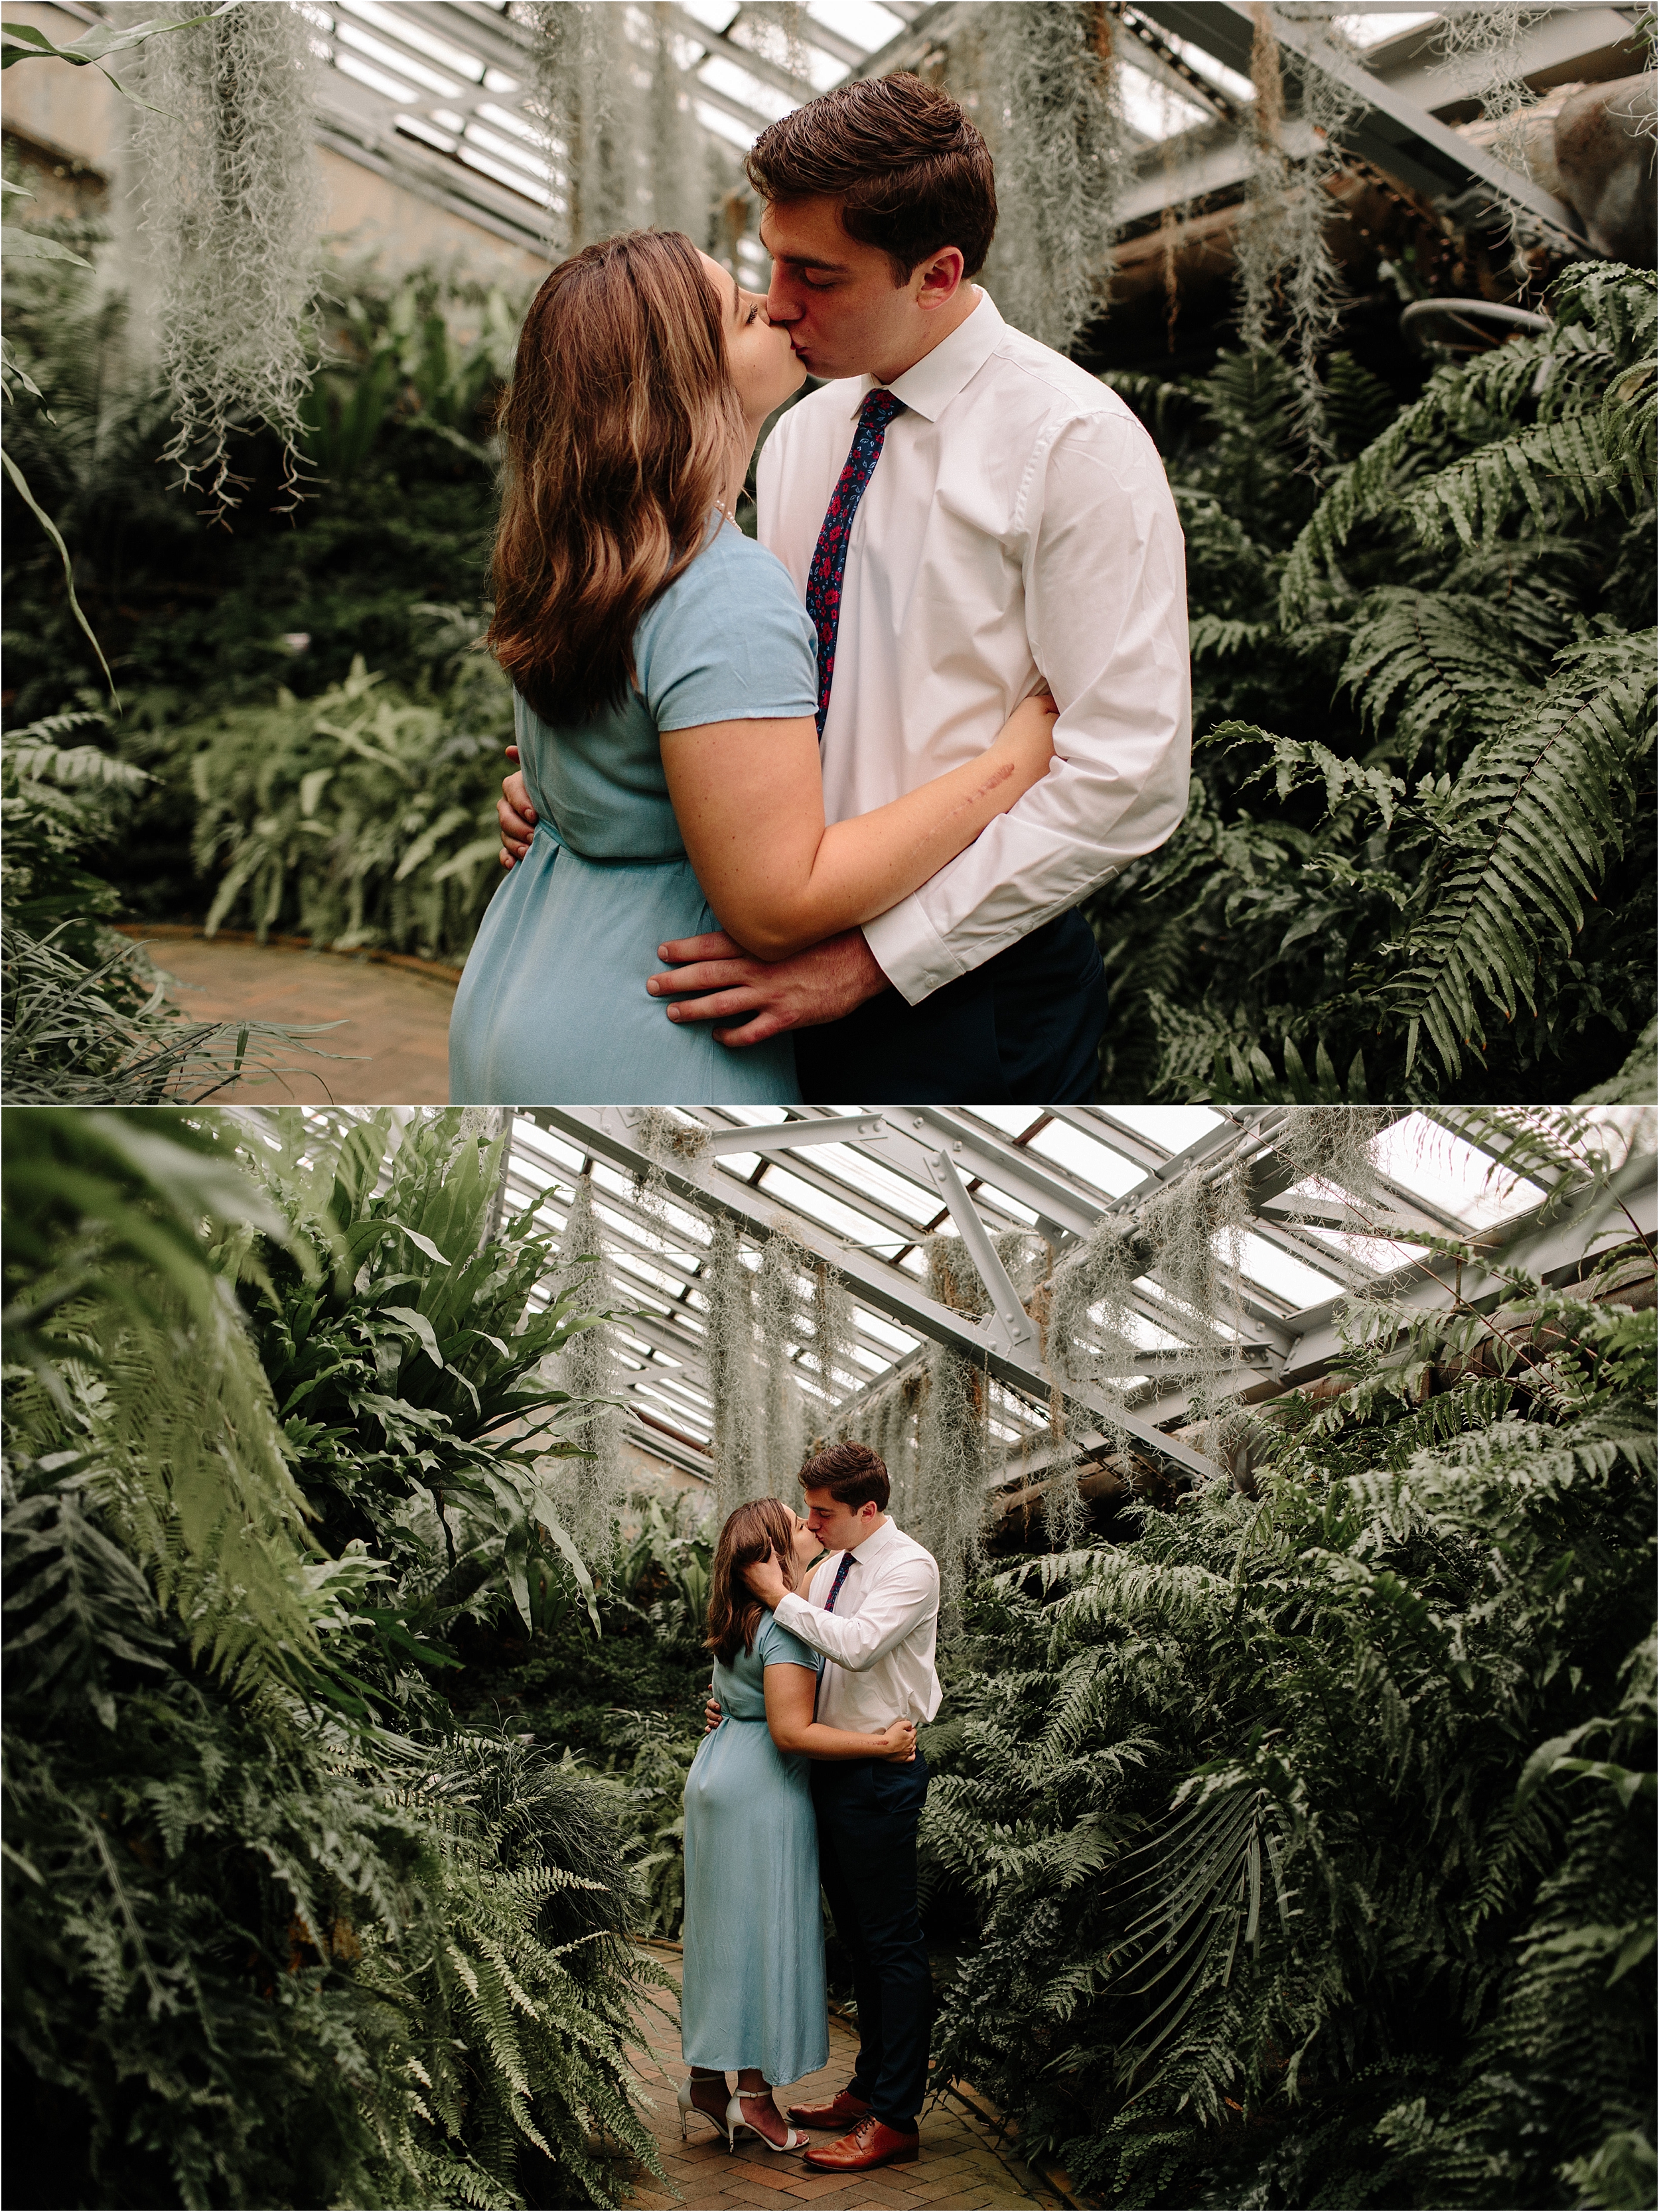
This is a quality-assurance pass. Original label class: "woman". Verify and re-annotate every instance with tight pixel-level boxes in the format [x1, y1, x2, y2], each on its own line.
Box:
[679, 1497, 916, 2152]
[447, 228, 1056, 1104]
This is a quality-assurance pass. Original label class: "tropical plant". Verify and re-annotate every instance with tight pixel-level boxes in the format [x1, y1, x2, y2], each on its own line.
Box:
[920, 1164, 1656, 2208]
[0, 715, 323, 1101]
[1089, 261, 1657, 1103]
[1, 236, 508, 741]
[3, 1107, 666, 2210]
[232, 1108, 613, 1702]
[182, 642, 511, 963]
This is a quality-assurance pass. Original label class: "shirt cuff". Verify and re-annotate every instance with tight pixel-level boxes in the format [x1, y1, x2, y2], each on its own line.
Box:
[861, 898, 965, 1008]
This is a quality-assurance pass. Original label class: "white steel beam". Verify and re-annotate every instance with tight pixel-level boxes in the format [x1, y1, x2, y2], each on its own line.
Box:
[1137, 0, 1585, 238]
[540, 1109, 1224, 1484]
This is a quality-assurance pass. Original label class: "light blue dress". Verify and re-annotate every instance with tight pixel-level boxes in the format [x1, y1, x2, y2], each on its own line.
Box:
[447, 519, 818, 1104]
[681, 1611, 828, 2082]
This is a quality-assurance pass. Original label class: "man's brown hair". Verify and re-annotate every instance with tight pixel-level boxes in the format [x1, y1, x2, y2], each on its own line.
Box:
[489, 229, 743, 725]
[800, 1440, 891, 1515]
[745, 74, 997, 285]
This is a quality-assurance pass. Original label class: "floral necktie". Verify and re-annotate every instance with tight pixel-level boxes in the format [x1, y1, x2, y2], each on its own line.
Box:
[824, 1551, 856, 1613]
[804, 388, 907, 738]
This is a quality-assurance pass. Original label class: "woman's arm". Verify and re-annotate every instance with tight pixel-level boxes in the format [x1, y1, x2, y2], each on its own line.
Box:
[762, 1665, 916, 1762]
[660, 692, 1057, 963]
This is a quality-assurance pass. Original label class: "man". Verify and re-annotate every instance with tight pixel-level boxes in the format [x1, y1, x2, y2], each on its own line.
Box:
[500, 73, 1189, 1102]
[727, 1441, 941, 2176]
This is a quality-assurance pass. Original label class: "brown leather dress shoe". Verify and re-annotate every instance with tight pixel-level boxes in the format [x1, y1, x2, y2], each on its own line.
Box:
[786, 2088, 872, 2128]
[802, 2115, 920, 2172]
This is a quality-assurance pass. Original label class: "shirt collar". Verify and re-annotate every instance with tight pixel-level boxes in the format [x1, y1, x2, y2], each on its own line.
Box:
[843, 1515, 902, 1567]
[845, 288, 1004, 427]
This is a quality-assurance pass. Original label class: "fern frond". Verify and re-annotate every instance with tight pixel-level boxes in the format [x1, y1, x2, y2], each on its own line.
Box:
[1383, 631, 1656, 1076]
[1339, 588, 1537, 757]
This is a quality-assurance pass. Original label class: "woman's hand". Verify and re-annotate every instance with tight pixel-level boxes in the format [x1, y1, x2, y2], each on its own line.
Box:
[985, 689, 1059, 794]
[875, 1718, 918, 1763]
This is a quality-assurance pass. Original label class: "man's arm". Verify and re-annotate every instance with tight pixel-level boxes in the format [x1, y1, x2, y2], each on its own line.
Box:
[860, 411, 1190, 1004]
[772, 1556, 938, 1673]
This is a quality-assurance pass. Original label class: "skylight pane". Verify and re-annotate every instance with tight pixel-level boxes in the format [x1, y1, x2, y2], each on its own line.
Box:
[334, 48, 421, 104]
[696, 55, 796, 121]
[806, 0, 904, 51]
[1027, 1120, 1144, 1195]
[1237, 1234, 1346, 1309]
[338, 0, 482, 79]
[693, 101, 758, 149]
[334, 15, 459, 94]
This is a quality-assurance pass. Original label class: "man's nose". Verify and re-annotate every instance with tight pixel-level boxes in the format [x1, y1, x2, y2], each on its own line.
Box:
[765, 272, 802, 324]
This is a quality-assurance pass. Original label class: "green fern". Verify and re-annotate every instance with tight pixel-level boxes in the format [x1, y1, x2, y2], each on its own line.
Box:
[1382, 630, 1656, 1077]
[1281, 265, 1656, 623]
[924, 1187, 1656, 2208]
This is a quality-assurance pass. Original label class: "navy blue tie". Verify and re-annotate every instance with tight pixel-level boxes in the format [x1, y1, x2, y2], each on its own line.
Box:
[804, 389, 906, 738]
[824, 1552, 856, 1612]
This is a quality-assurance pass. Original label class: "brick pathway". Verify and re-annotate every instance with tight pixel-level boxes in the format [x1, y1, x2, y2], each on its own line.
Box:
[620, 1943, 1068, 2212]
[129, 930, 457, 1103]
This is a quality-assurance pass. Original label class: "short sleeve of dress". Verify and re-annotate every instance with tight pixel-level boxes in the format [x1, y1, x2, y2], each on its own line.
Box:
[634, 520, 819, 734]
[758, 1612, 824, 1675]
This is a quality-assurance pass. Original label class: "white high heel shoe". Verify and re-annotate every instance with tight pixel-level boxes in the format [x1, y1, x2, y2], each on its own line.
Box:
[725, 2089, 809, 2154]
[678, 2075, 729, 2140]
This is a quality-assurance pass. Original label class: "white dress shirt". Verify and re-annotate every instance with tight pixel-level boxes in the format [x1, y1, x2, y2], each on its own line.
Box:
[757, 287, 1190, 1006]
[772, 1515, 942, 1732]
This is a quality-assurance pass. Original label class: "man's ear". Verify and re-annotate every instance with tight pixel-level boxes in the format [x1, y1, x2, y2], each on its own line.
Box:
[914, 245, 966, 309]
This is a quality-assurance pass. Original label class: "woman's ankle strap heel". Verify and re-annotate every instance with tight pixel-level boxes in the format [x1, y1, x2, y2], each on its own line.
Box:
[726, 2090, 808, 2154]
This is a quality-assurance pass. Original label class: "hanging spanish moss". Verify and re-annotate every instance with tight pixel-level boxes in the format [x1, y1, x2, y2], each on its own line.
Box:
[646, 2, 706, 240]
[1237, 2, 1288, 356]
[1235, 5, 1363, 452]
[913, 1238, 994, 1630]
[705, 1216, 760, 1517]
[521, 0, 637, 254]
[1431, 3, 1548, 171]
[1271, 1105, 1389, 1206]
[127, 1, 322, 520]
[757, 1231, 808, 1492]
[806, 1259, 856, 1449]
[1045, 1156, 1252, 1438]
[867, 1377, 912, 1519]
[629, 1107, 711, 1220]
[745, 1, 812, 92]
[955, 2, 1132, 354]
[547, 1176, 627, 1560]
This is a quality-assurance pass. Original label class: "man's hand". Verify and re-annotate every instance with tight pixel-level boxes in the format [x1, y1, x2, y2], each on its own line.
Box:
[647, 929, 889, 1048]
[743, 1549, 790, 1610]
[498, 747, 536, 867]
[704, 1691, 721, 1735]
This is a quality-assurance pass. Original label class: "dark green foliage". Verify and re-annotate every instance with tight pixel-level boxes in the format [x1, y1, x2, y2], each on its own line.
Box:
[180, 638, 510, 964]
[2, 239, 514, 722]
[1091, 265, 1657, 1103]
[3, 1109, 665, 2209]
[452, 1492, 717, 1938]
[0, 717, 321, 1100]
[923, 1239, 1656, 2208]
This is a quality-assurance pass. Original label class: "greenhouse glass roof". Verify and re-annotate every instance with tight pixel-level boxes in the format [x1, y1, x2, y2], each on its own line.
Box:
[453, 1105, 1657, 1491]
[287, 3, 1628, 265]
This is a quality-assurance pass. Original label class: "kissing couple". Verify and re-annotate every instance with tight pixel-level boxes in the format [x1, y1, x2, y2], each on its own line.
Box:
[451, 70, 1190, 1109]
[677, 1442, 939, 2177]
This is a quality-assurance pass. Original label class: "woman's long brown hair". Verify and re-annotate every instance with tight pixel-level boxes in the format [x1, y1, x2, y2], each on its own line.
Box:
[488, 229, 743, 726]
[706, 1498, 800, 1667]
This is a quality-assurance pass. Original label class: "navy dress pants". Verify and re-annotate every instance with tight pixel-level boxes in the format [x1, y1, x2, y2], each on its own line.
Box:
[812, 1750, 932, 2134]
[792, 909, 1108, 1105]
